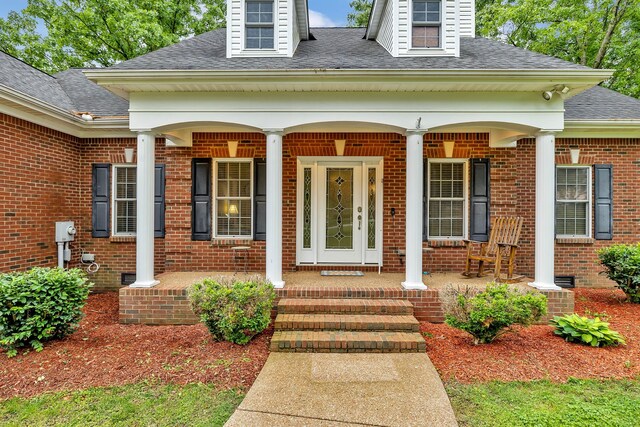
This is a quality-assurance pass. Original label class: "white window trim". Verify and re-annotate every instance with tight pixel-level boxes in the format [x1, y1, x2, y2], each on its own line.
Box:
[555, 165, 593, 239]
[410, 0, 442, 49]
[243, 0, 277, 52]
[427, 158, 469, 241]
[111, 164, 137, 237]
[212, 159, 254, 239]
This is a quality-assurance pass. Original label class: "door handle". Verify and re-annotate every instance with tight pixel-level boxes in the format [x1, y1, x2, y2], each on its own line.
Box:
[358, 215, 362, 230]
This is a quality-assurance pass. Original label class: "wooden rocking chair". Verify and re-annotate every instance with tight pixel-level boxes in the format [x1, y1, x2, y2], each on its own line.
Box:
[462, 216, 524, 282]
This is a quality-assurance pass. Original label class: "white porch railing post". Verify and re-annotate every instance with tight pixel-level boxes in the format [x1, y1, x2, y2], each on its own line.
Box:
[264, 129, 285, 288]
[403, 129, 427, 290]
[131, 131, 159, 288]
[530, 132, 561, 290]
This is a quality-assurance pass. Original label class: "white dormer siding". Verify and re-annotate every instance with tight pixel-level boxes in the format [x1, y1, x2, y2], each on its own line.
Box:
[459, 0, 475, 38]
[368, 0, 473, 57]
[226, 0, 308, 58]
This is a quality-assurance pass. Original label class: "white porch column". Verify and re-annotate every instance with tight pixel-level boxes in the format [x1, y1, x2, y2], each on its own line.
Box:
[131, 131, 159, 288]
[264, 129, 285, 288]
[403, 130, 427, 290]
[529, 132, 561, 290]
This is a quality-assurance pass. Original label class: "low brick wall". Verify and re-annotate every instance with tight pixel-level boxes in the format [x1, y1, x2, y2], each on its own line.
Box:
[120, 284, 574, 325]
[119, 286, 199, 325]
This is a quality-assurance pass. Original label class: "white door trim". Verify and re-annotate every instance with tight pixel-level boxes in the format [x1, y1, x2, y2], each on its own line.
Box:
[296, 156, 384, 266]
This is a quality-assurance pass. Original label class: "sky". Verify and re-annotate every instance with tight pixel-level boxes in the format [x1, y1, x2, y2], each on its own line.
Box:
[0, 0, 353, 27]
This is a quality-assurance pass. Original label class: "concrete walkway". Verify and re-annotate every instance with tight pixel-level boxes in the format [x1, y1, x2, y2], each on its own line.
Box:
[225, 353, 458, 426]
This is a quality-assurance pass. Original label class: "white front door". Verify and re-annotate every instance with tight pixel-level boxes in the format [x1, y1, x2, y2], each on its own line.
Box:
[297, 158, 383, 266]
[317, 164, 363, 263]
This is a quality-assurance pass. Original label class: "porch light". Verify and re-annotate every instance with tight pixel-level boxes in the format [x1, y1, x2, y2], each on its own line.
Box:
[227, 203, 239, 216]
[570, 147, 580, 164]
[227, 140, 239, 158]
[124, 148, 134, 163]
[334, 140, 346, 156]
[443, 140, 455, 158]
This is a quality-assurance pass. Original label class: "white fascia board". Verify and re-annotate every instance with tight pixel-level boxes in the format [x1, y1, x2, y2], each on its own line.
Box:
[0, 85, 132, 138]
[561, 120, 640, 138]
[84, 68, 614, 95]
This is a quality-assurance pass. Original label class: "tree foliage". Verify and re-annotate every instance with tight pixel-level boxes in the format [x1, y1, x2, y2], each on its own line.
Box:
[347, 0, 372, 27]
[0, 0, 226, 73]
[476, 0, 640, 98]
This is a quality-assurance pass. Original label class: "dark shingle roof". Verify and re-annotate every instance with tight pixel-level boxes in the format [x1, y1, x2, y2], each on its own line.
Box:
[566, 85, 640, 121]
[0, 51, 75, 111]
[54, 68, 129, 117]
[110, 28, 589, 71]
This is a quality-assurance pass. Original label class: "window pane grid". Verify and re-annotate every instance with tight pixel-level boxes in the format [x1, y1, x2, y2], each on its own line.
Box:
[428, 162, 465, 239]
[412, 0, 441, 48]
[114, 166, 136, 235]
[555, 167, 590, 237]
[246, 1, 274, 49]
[216, 161, 252, 238]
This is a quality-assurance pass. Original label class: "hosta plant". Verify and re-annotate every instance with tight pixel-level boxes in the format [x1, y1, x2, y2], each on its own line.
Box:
[597, 243, 640, 303]
[441, 283, 547, 345]
[189, 275, 276, 345]
[550, 314, 626, 347]
[0, 268, 92, 357]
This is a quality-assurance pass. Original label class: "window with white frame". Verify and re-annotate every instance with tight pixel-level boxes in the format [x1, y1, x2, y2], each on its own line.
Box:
[428, 160, 467, 239]
[556, 166, 591, 237]
[412, 0, 441, 48]
[113, 165, 136, 235]
[245, 1, 274, 49]
[215, 160, 253, 238]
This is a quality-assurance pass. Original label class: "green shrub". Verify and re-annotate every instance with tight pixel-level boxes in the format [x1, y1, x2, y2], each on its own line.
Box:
[441, 283, 548, 345]
[550, 313, 626, 347]
[189, 276, 276, 345]
[0, 268, 92, 357]
[597, 243, 640, 303]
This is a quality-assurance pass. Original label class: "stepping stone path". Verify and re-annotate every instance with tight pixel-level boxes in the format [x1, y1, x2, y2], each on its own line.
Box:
[271, 297, 426, 353]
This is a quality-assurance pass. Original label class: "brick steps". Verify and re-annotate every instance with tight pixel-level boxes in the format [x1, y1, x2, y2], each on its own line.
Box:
[277, 298, 414, 315]
[271, 297, 425, 353]
[274, 313, 420, 332]
[269, 330, 427, 353]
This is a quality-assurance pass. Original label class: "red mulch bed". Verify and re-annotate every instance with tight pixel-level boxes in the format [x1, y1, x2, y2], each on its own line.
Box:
[423, 288, 640, 383]
[0, 293, 271, 400]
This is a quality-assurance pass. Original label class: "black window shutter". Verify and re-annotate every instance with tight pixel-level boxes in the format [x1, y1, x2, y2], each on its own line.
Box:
[594, 164, 613, 240]
[423, 159, 428, 241]
[154, 164, 166, 238]
[92, 163, 110, 238]
[254, 159, 267, 241]
[470, 158, 491, 242]
[191, 158, 212, 241]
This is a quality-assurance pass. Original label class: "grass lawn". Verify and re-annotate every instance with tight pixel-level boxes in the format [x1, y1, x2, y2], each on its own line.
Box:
[0, 382, 243, 427]
[447, 378, 640, 427]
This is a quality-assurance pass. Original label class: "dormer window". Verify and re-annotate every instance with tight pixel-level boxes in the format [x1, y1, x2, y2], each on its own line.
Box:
[246, 1, 274, 49]
[412, 0, 441, 48]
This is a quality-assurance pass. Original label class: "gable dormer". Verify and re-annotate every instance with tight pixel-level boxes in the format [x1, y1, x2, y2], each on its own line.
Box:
[226, 0, 310, 58]
[366, 0, 475, 58]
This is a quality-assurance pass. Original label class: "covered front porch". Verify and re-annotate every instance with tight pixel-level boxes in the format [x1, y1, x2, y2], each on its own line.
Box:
[119, 271, 574, 325]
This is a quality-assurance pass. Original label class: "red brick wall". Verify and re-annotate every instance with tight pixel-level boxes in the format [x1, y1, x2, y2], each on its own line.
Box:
[75, 138, 167, 290]
[0, 113, 80, 271]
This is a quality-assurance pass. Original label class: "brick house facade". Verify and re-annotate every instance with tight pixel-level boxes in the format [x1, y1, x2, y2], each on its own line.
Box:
[2, 110, 637, 291]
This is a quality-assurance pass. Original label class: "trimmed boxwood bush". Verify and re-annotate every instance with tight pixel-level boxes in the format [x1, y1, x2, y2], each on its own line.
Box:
[189, 276, 276, 345]
[597, 243, 640, 303]
[550, 313, 626, 347]
[0, 268, 92, 357]
[441, 283, 548, 345]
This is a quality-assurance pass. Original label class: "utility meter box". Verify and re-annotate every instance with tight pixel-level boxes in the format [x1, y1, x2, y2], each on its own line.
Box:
[55, 221, 77, 243]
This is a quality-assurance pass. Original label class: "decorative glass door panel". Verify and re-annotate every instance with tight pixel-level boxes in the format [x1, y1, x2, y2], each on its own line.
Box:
[325, 168, 354, 249]
[317, 164, 363, 263]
